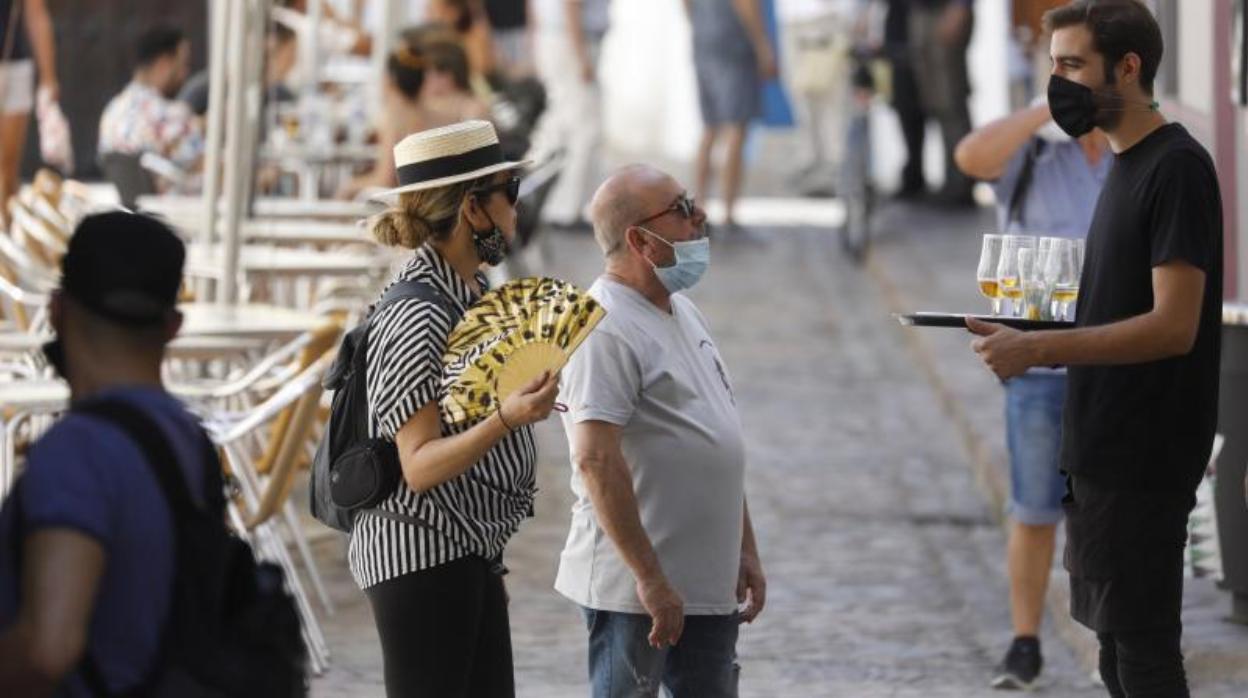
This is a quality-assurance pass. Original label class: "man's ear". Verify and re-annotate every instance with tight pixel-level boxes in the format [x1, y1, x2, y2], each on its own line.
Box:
[1118, 51, 1142, 88]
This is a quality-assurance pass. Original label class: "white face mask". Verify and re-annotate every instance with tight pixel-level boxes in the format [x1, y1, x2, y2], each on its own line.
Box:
[637, 227, 711, 293]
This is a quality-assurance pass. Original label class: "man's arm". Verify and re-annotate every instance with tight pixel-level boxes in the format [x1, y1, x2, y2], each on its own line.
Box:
[969, 261, 1206, 379]
[573, 420, 684, 648]
[954, 103, 1050, 181]
[23, 0, 58, 100]
[730, 0, 777, 79]
[0, 529, 106, 698]
[737, 497, 766, 623]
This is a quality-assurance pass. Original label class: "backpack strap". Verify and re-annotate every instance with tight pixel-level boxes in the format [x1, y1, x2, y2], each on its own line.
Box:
[373, 279, 463, 324]
[72, 399, 216, 698]
[357, 279, 464, 530]
[1006, 137, 1047, 230]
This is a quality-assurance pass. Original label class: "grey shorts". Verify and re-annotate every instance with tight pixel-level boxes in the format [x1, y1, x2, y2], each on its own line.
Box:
[694, 47, 760, 127]
[0, 59, 34, 115]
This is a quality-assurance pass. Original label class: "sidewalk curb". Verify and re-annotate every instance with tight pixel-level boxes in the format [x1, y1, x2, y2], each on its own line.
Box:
[866, 254, 1102, 678]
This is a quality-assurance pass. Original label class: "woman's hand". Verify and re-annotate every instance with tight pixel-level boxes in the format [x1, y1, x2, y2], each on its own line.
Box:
[499, 370, 560, 429]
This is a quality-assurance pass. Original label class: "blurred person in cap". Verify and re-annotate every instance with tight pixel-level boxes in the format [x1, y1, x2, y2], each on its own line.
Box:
[0, 213, 220, 696]
[955, 95, 1111, 690]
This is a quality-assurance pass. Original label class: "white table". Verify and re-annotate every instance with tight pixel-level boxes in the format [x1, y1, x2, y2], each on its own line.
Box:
[179, 303, 329, 340]
[185, 244, 387, 279]
[0, 331, 271, 358]
[167, 217, 378, 247]
[138, 194, 380, 221]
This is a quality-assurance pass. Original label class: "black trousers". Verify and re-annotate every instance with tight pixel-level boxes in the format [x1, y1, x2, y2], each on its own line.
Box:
[890, 58, 927, 193]
[1097, 626, 1188, 697]
[364, 556, 514, 698]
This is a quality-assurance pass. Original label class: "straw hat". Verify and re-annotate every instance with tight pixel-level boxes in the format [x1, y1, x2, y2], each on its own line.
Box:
[373, 120, 531, 200]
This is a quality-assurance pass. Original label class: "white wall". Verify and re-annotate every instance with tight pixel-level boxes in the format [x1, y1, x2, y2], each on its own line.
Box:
[1178, 0, 1214, 115]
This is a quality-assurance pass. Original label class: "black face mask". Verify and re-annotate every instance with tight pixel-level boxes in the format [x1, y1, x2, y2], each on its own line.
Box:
[42, 338, 68, 381]
[472, 210, 510, 267]
[1047, 74, 1100, 138]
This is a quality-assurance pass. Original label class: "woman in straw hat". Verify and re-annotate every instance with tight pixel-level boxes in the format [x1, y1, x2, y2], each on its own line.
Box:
[353, 120, 559, 696]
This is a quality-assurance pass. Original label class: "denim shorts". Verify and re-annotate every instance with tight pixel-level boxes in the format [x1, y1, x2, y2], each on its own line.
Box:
[1004, 372, 1068, 525]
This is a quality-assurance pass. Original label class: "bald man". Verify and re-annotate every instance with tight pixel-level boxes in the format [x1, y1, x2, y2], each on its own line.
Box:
[554, 165, 764, 697]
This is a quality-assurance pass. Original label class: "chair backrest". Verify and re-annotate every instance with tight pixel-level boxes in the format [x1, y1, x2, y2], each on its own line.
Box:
[253, 321, 342, 476]
[8, 199, 66, 265]
[99, 152, 157, 209]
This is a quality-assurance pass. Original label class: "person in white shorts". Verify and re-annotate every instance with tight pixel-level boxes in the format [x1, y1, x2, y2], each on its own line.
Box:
[0, 0, 58, 217]
[556, 164, 766, 697]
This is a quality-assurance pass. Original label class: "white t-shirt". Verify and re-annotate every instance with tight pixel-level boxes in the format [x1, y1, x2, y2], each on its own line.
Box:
[555, 277, 746, 616]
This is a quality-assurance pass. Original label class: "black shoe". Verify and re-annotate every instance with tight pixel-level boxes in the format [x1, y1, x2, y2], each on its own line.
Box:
[991, 637, 1042, 691]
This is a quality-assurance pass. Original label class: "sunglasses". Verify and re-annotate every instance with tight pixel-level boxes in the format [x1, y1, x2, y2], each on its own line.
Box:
[633, 193, 698, 227]
[472, 176, 522, 206]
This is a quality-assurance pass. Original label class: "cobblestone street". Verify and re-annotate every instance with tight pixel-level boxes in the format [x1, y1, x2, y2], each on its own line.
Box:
[308, 207, 1152, 696]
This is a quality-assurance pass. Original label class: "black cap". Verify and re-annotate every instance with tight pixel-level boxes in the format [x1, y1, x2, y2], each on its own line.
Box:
[60, 212, 185, 326]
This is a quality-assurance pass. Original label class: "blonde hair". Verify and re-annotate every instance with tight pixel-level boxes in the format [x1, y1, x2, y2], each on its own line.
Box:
[371, 178, 484, 249]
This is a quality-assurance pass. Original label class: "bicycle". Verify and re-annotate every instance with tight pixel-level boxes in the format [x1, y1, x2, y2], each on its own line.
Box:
[837, 50, 880, 264]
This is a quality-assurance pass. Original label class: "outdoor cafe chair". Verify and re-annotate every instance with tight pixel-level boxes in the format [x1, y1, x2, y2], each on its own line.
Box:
[205, 353, 335, 675]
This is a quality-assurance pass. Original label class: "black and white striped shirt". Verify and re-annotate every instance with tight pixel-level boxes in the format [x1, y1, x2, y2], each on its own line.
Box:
[348, 245, 537, 589]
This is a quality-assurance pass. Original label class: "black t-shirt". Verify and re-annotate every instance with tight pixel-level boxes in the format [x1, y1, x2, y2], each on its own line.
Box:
[1061, 123, 1223, 493]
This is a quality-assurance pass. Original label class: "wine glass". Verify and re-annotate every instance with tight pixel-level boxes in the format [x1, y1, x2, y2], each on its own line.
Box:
[997, 235, 1035, 316]
[1049, 239, 1081, 320]
[1019, 247, 1049, 320]
[977, 234, 1004, 315]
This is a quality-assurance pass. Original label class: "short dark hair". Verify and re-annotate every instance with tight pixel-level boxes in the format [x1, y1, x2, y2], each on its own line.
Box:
[1044, 0, 1163, 94]
[135, 24, 186, 69]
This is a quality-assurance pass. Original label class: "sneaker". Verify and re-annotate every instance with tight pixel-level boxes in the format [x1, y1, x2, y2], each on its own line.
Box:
[991, 637, 1042, 691]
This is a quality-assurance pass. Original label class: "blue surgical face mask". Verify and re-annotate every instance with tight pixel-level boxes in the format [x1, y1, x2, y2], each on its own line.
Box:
[638, 226, 710, 293]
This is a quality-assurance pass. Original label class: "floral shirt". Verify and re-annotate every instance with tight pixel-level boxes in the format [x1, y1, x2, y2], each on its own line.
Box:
[98, 81, 203, 169]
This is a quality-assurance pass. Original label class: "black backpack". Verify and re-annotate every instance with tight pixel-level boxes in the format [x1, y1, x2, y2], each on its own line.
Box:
[9, 398, 307, 697]
[309, 280, 463, 533]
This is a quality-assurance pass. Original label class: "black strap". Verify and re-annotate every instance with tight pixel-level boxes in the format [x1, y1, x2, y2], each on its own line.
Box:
[72, 399, 219, 698]
[373, 278, 462, 322]
[1006, 138, 1046, 229]
[358, 280, 467, 531]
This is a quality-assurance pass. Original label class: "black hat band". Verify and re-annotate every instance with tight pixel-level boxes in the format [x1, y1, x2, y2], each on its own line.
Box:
[395, 143, 505, 188]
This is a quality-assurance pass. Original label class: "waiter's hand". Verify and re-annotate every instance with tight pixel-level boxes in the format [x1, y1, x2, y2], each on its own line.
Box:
[967, 317, 1034, 380]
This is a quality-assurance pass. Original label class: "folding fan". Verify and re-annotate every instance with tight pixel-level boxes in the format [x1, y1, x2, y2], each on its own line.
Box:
[441, 277, 606, 425]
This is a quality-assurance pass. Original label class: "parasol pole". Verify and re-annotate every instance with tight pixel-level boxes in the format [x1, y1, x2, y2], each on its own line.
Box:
[217, 0, 250, 304]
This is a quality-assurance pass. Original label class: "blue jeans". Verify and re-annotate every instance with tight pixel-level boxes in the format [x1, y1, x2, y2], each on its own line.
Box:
[1004, 373, 1067, 526]
[581, 608, 740, 698]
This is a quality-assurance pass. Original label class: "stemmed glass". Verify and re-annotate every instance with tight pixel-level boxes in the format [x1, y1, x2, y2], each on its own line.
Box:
[997, 235, 1036, 316]
[1049, 238, 1081, 320]
[1020, 247, 1050, 320]
[977, 234, 1004, 315]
